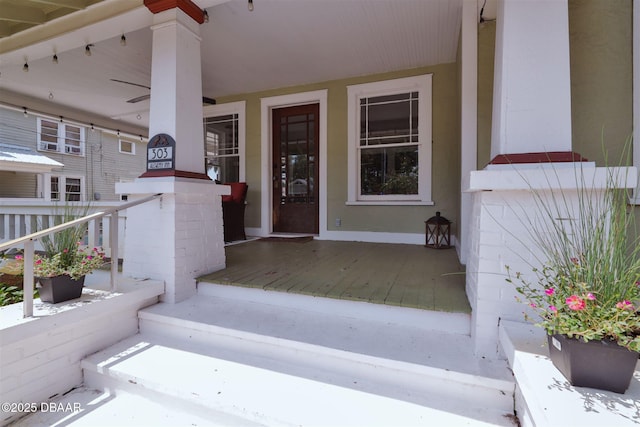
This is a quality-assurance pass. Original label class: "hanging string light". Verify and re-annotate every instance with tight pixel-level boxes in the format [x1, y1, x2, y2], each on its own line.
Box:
[248, 0, 254, 11]
[203, 10, 209, 22]
[23, 62, 29, 72]
[52, 54, 58, 64]
[85, 44, 93, 56]
[120, 34, 127, 46]
[2, 102, 147, 142]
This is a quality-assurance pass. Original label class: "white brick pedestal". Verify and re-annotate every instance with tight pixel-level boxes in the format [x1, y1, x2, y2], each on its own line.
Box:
[116, 178, 229, 303]
[465, 164, 637, 358]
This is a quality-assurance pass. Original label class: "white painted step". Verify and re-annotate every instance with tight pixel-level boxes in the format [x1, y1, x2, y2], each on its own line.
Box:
[82, 333, 515, 427]
[8, 387, 262, 427]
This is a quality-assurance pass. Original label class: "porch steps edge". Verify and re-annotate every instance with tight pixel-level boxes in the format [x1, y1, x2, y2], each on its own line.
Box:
[139, 306, 514, 395]
[196, 281, 472, 335]
[81, 332, 515, 427]
[134, 292, 515, 412]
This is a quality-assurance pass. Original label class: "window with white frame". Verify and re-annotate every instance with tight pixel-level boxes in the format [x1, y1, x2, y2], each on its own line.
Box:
[119, 139, 136, 155]
[37, 118, 85, 156]
[50, 176, 84, 201]
[203, 101, 246, 183]
[347, 75, 432, 204]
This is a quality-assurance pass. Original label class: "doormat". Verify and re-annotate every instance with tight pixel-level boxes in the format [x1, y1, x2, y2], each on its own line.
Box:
[259, 236, 314, 243]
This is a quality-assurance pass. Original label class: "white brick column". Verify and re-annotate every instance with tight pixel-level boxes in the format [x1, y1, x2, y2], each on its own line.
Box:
[117, 179, 229, 303]
[114, 0, 227, 303]
[465, 165, 637, 358]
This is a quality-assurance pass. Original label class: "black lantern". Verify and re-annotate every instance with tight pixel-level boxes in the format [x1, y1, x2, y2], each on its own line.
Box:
[425, 212, 451, 249]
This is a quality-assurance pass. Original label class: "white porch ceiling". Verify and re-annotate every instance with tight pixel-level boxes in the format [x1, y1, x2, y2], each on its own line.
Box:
[0, 0, 466, 133]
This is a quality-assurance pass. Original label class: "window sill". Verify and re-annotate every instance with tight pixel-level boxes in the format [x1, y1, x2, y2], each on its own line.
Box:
[345, 200, 434, 206]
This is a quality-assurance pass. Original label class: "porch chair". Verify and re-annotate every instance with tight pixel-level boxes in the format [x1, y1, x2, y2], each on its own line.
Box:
[222, 182, 248, 242]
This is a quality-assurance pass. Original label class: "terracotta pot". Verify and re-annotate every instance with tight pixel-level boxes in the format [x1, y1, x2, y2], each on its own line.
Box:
[547, 334, 638, 394]
[36, 275, 85, 303]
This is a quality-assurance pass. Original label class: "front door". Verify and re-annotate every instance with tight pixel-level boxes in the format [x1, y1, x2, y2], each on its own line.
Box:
[272, 104, 319, 234]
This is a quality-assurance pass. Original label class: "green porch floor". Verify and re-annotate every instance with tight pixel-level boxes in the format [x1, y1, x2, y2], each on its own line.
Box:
[198, 239, 470, 314]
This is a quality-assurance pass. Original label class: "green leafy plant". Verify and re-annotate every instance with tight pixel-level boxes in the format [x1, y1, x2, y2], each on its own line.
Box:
[507, 160, 640, 352]
[0, 285, 25, 306]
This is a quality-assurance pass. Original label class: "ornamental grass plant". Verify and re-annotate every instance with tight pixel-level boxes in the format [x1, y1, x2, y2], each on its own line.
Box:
[15, 203, 106, 280]
[506, 154, 640, 352]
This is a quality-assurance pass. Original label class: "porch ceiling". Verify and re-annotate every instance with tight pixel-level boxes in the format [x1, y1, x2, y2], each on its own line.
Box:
[0, 0, 465, 134]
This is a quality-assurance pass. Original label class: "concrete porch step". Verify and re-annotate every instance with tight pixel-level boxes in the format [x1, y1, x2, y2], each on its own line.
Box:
[80, 285, 515, 426]
[80, 332, 513, 426]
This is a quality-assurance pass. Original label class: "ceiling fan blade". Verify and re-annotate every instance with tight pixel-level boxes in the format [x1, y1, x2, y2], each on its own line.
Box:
[125, 94, 215, 104]
[110, 78, 151, 90]
[127, 94, 151, 103]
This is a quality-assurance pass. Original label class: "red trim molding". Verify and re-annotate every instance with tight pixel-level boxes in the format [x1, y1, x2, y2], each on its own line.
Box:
[139, 170, 212, 180]
[489, 151, 589, 165]
[144, 0, 205, 24]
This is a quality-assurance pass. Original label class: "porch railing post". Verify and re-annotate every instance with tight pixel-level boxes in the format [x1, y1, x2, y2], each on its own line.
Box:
[23, 239, 34, 318]
[109, 213, 118, 292]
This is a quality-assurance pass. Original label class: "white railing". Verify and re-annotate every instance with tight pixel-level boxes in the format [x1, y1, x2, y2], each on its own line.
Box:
[0, 194, 162, 318]
[1, 200, 126, 257]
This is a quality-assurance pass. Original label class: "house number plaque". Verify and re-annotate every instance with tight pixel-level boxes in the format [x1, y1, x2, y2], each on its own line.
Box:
[146, 133, 175, 172]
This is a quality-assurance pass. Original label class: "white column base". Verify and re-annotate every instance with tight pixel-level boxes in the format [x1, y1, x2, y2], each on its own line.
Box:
[116, 177, 230, 303]
[464, 164, 637, 358]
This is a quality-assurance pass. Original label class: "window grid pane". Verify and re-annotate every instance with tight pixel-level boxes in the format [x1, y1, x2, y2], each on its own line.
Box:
[40, 120, 59, 151]
[204, 113, 239, 182]
[359, 92, 419, 147]
[51, 177, 60, 201]
[359, 91, 419, 197]
[360, 146, 419, 196]
[64, 125, 83, 155]
[65, 178, 82, 201]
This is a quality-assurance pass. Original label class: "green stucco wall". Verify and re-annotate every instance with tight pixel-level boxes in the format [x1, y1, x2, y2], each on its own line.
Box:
[568, 0, 633, 165]
[217, 64, 461, 235]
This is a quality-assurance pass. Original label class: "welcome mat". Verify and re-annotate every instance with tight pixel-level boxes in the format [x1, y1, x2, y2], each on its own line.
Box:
[259, 236, 314, 243]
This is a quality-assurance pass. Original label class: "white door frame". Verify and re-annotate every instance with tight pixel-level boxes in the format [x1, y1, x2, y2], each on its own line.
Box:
[259, 90, 328, 236]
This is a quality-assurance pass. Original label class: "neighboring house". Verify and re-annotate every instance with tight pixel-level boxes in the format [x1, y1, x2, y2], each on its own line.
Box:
[0, 105, 146, 202]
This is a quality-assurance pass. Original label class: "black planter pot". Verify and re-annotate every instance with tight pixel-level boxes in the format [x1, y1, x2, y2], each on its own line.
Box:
[547, 334, 638, 394]
[36, 275, 85, 303]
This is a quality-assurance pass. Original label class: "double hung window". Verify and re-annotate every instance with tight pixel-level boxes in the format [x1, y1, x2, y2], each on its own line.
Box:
[347, 75, 432, 204]
[37, 118, 85, 156]
[203, 101, 246, 183]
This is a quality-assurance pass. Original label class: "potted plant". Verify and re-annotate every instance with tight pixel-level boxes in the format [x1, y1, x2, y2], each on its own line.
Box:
[507, 162, 640, 394]
[14, 203, 106, 303]
[15, 244, 106, 303]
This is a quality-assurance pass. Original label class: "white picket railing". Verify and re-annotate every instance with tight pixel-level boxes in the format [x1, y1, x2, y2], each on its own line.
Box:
[0, 200, 126, 257]
[0, 194, 162, 318]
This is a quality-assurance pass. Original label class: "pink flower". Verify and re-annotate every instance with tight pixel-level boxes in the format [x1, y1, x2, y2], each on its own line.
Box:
[35, 259, 42, 265]
[549, 305, 557, 313]
[586, 293, 596, 301]
[529, 303, 536, 308]
[86, 256, 93, 260]
[545, 288, 555, 296]
[566, 295, 586, 311]
[63, 249, 68, 253]
[15, 255, 23, 260]
[570, 257, 579, 265]
[615, 300, 634, 311]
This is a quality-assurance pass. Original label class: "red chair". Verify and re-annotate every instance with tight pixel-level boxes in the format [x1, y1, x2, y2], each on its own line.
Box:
[222, 182, 248, 242]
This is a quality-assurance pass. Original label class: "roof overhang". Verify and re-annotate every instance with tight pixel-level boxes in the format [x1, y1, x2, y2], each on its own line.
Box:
[0, 142, 64, 173]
